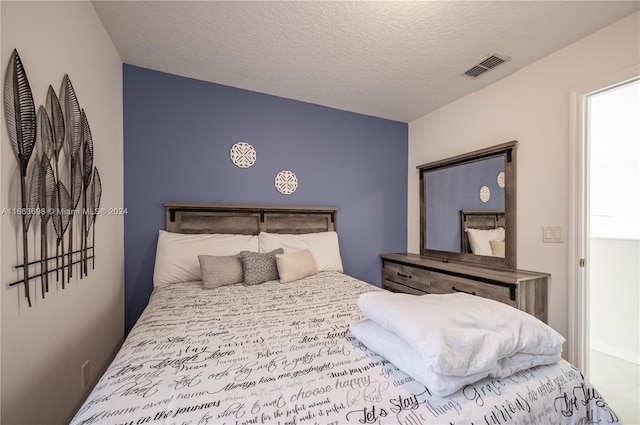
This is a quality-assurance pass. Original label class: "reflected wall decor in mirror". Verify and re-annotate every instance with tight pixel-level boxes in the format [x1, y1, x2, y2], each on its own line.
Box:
[418, 141, 517, 268]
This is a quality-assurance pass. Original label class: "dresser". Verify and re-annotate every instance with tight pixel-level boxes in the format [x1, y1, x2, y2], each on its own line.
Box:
[380, 253, 549, 323]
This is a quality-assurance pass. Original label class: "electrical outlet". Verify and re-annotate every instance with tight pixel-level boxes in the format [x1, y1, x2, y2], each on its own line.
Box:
[82, 360, 90, 389]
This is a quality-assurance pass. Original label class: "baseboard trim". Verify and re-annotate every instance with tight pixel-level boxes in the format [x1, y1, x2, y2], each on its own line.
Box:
[591, 340, 640, 365]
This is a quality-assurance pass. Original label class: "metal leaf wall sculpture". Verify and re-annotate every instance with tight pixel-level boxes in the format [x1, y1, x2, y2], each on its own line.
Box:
[24, 156, 40, 232]
[88, 167, 102, 270]
[67, 152, 83, 280]
[46, 86, 67, 283]
[4, 49, 36, 306]
[89, 168, 102, 231]
[46, 86, 65, 157]
[39, 156, 55, 294]
[81, 109, 93, 275]
[37, 107, 56, 293]
[52, 182, 72, 286]
[61, 74, 82, 281]
[4, 50, 104, 304]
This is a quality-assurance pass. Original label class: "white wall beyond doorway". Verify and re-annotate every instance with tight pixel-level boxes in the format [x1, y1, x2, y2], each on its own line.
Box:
[585, 75, 639, 425]
[588, 78, 640, 365]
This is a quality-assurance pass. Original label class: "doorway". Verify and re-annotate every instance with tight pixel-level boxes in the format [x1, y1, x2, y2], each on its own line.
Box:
[570, 69, 639, 424]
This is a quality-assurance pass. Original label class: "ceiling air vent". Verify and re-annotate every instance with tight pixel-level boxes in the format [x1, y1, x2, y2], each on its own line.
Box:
[463, 53, 511, 78]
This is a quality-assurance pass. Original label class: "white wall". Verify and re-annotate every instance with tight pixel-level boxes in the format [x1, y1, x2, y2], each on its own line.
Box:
[1, 2, 124, 424]
[408, 12, 640, 345]
[590, 238, 639, 363]
[588, 78, 639, 364]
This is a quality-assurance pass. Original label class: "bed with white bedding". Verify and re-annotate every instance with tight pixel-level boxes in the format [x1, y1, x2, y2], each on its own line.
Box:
[70, 203, 619, 425]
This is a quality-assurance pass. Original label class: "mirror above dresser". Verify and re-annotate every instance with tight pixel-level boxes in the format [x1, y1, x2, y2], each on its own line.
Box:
[419, 140, 517, 269]
[380, 140, 550, 322]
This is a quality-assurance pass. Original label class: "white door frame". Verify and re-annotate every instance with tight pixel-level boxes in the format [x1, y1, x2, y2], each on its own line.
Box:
[568, 65, 640, 373]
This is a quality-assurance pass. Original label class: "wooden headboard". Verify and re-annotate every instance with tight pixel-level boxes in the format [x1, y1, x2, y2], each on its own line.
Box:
[460, 209, 505, 253]
[165, 202, 337, 235]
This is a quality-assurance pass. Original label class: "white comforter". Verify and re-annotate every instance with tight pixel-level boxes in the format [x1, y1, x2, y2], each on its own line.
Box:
[70, 272, 619, 425]
[351, 292, 565, 396]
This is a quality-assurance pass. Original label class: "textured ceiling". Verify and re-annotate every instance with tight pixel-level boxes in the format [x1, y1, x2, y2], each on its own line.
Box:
[93, 1, 639, 122]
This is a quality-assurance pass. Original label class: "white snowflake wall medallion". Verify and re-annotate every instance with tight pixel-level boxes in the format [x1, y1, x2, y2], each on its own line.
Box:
[479, 185, 491, 203]
[275, 170, 298, 195]
[230, 142, 256, 168]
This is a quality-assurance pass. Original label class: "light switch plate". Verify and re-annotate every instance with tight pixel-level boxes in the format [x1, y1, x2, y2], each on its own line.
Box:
[543, 226, 564, 243]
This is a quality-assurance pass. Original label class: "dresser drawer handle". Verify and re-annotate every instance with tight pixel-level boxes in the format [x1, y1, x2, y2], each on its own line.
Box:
[452, 286, 476, 296]
[397, 272, 412, 279]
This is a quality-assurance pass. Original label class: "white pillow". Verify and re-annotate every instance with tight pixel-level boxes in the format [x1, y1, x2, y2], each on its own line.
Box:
[276, 249, 319, 283]
[466, 227, 505, 256]
[153, 230, 259, 286]
[258, 231, 343, 273]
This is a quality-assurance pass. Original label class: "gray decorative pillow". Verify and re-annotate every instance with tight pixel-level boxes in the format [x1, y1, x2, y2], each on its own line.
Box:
[240, 248, 284, 285]
[198, 255, 243, 289]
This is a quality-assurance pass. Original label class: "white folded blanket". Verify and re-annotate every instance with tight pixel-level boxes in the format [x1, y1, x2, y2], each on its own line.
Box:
[350, 319, 561, 396]
[350, 292, 565, 397]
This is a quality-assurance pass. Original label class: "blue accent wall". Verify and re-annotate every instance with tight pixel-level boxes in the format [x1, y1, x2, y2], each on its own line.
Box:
[123, 65, 408, 332]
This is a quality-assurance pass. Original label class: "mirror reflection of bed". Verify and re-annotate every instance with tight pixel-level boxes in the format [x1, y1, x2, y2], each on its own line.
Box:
[460, 210, 506, 258]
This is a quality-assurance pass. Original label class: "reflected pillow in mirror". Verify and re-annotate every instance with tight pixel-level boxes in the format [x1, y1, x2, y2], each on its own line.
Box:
[466, 227, 505, 256]
[489, 240, 506, 258]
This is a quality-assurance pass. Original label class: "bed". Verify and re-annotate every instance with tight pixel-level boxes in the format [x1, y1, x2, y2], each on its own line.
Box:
[71, 203, 619, 425]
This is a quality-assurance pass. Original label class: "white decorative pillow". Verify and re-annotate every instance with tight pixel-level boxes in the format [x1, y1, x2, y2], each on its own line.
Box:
[276, 249, 319, 283]
[240, 249, 284, 285]
[466, 227, 505, 256]
[198, 255, 243, 289]
[153, 230, 259, 286]
[258, 231, 343, 273]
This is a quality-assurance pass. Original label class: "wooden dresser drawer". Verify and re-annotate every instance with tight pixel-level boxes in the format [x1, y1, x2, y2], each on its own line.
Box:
[380, 253, 549, 322]
[383, 279, 426, 295]
[430, 272, 517, 308]
[383, 261, 430, 293]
